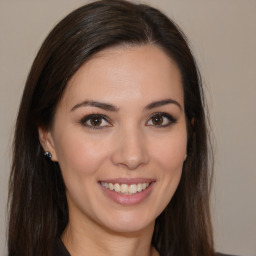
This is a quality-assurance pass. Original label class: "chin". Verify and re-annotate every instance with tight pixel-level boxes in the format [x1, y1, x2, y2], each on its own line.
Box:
[95, 208, 157, 234]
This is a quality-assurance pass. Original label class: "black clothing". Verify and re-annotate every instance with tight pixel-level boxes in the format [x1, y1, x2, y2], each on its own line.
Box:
[54, 239, 70, 256]
[54, 238, 237, 256]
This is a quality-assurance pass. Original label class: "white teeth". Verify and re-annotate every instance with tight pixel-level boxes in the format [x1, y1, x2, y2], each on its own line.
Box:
[101, 182, 150, 194]
[128, 184, 137, 194]
[137, 183, 143, 192]
[114, 183, 120, 192]
[120, 184, 128, 193]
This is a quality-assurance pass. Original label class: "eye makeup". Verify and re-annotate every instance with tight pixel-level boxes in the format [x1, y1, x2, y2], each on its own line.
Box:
[78, 111, 177, 131]
[79, 113, 112, 130]
[146, 112, 177, 128]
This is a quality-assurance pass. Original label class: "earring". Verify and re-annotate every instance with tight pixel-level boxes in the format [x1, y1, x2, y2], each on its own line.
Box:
[44, 151, 52, 160]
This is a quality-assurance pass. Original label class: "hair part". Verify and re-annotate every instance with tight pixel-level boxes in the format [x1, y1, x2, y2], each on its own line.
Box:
[8, 1, 214, 255]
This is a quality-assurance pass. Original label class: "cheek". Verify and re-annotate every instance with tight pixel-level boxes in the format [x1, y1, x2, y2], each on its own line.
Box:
[152, 131, 187, 173]
[54, 130, 111, 177]
[147, 129, 187, 217]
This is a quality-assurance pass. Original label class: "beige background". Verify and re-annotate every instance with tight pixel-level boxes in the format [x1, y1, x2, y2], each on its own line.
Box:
[0, 1, 255, 255]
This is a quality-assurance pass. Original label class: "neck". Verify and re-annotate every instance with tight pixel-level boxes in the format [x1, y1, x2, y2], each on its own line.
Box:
[61, 217, 158, 256]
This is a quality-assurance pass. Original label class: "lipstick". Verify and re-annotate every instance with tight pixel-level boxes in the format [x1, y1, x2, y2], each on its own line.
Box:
[98, 178, 155, 205]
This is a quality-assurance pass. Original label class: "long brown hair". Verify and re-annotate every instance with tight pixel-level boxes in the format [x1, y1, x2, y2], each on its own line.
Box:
[8, 1, 214, 255]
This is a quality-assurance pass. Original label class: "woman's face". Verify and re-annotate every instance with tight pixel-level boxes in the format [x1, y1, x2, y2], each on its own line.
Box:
[41, 45, 187, 234]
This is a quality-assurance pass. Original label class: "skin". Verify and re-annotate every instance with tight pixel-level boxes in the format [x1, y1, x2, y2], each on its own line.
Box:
[39, 45, 187, 256]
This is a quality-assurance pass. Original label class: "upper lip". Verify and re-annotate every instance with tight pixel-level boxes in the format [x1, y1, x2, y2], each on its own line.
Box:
[99, 178, 155, 185]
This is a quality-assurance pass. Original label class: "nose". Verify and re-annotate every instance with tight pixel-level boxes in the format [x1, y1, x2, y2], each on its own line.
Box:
[111, 128, 149, 170]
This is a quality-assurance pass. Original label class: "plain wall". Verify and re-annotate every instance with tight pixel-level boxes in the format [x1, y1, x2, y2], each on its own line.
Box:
[0, 1, 255, 255]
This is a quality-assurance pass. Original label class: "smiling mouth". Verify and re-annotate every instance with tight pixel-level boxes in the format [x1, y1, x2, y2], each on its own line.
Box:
[100, 182, 150, 195]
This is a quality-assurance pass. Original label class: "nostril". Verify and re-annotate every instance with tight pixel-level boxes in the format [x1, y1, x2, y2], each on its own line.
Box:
[110, 130, 149, 169]
[111, 151, 149, 170]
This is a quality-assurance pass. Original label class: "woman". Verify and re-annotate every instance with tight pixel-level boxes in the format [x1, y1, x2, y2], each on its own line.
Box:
[8, 0, 229, 255]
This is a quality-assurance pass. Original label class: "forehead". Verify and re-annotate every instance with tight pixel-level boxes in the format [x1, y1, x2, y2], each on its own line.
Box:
[61, 45, 184, 109]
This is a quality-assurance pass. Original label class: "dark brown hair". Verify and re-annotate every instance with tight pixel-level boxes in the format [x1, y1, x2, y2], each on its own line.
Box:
[8, 1, 214, 255]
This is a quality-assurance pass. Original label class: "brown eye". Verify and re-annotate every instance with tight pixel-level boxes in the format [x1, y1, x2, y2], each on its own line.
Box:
[80, 114, 111, 129]
[151, 114, 163, 125]
[89, 116, 103, 126]
[147, 113, 177, 127]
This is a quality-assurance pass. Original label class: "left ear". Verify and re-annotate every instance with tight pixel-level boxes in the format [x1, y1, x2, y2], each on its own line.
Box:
[38, 127, 58, 161]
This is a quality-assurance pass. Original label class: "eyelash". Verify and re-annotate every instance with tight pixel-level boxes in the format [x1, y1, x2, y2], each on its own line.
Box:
[146, 112, 177, 127]
[79, 114, 111, 130]
[79, 112, 177, 130]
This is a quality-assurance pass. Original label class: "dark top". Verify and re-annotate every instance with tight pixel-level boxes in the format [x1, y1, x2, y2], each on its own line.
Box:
[54, 239, 70, 256]
[54, 238, 237, 256]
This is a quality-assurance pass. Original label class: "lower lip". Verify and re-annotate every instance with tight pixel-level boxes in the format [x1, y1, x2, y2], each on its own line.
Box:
[99, 182, 155, 206]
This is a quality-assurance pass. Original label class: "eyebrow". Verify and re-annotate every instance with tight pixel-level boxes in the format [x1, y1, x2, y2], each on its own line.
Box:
[71, 98, 182, 112]
[145, 98, 182, 110]
[71, 100, 119, 112]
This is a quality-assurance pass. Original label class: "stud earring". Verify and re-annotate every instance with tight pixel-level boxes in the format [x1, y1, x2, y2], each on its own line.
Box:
[44, 151, 52, 160]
